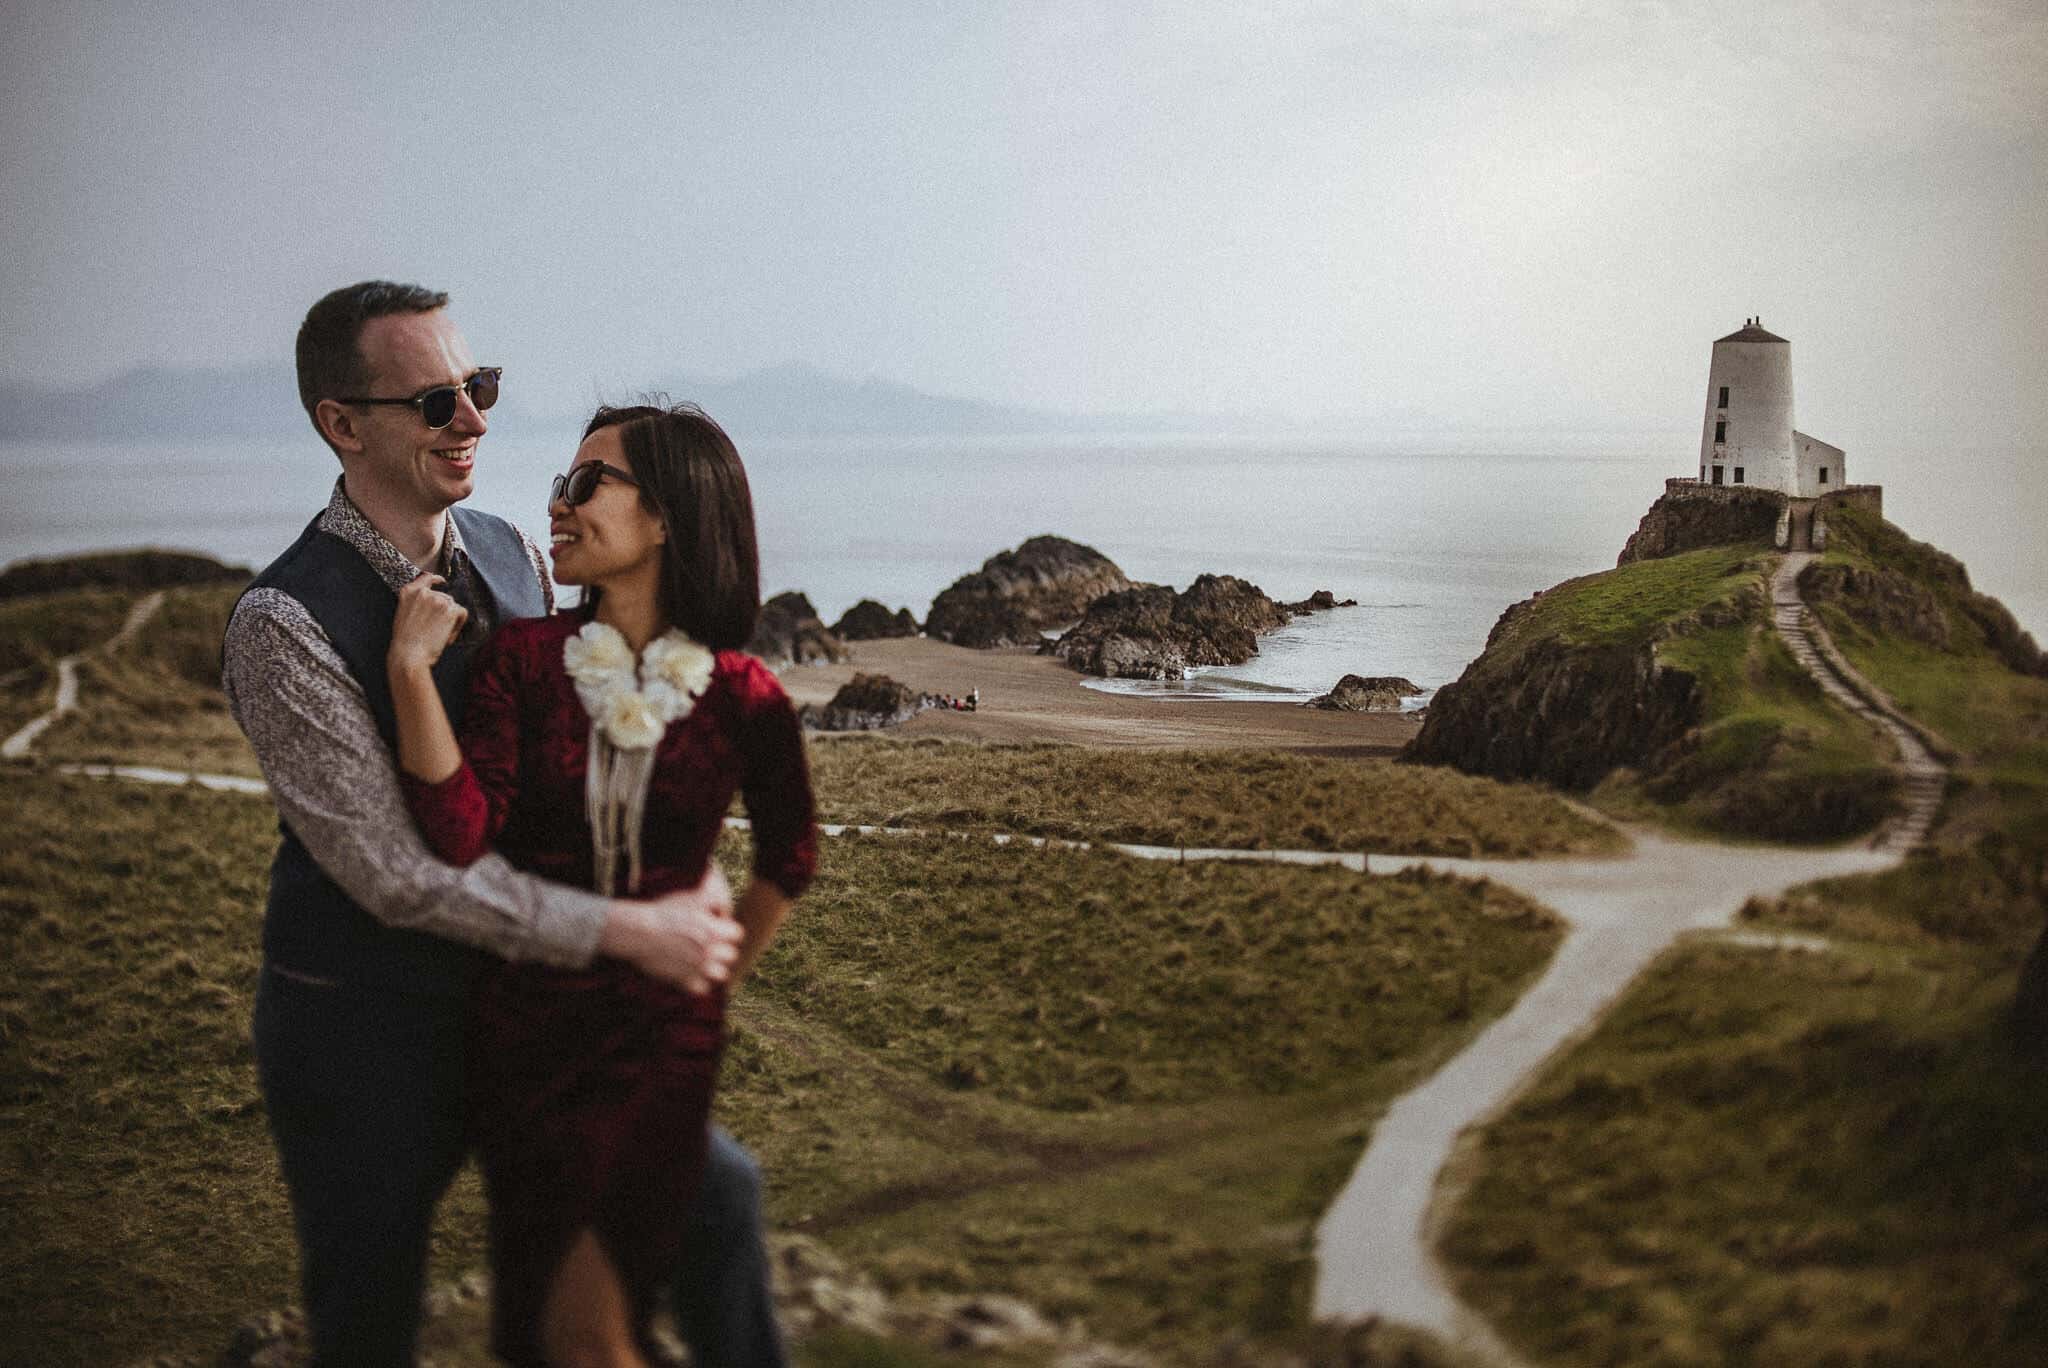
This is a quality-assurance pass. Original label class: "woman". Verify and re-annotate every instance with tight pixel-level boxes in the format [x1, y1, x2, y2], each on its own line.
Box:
[387, 403, 817, 1366]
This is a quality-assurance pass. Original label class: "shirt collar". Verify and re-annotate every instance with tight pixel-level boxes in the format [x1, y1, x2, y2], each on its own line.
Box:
[316, 477, 467, 593]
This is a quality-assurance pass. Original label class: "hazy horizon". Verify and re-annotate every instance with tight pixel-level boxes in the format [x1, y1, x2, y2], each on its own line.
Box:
[6, 4, 2045, 441]
[5, 1, 2044, 612]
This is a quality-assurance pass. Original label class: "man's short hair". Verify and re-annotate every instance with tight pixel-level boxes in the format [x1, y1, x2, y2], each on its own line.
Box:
[295, 280, 450, 447]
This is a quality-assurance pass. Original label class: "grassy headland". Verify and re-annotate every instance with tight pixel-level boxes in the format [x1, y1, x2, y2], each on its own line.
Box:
[1434, 505, 2048, 1365]
[1407, 543, 1901, 840]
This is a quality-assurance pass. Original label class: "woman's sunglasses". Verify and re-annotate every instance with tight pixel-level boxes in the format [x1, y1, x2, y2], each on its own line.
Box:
[550, 461, 641, 508]
[337, 367, 502, 429]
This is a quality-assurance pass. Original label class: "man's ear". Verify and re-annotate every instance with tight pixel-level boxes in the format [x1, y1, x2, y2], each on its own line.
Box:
[314, 398, 365, 455]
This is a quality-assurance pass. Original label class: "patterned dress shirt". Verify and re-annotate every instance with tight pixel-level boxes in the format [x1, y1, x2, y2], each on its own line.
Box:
[222, 479, 608, 972]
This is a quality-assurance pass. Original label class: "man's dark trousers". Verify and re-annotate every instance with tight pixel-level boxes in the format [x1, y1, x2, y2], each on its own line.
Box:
[253, 967, 784, 1367]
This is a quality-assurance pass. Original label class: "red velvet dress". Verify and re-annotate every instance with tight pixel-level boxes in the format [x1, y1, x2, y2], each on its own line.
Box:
[402, 611, 816, 1364]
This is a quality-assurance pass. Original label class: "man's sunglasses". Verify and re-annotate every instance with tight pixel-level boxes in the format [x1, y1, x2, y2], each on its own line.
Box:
[336, 367, 502, 429]
[550, 461, 641, 508]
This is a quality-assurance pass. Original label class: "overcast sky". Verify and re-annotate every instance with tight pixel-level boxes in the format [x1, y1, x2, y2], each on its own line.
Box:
[4, 0, 2045, 445]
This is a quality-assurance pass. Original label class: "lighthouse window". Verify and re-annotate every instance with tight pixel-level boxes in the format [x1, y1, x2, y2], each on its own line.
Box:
[1819, 467, 1829, 484]
[1718, 386, 1729, 407]
[1714, 420, 1727, 443]
[1711, 465, 1724, 485]
[1734, 467, 1745, 484]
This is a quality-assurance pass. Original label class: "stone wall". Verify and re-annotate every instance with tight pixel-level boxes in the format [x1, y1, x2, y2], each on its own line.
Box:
[1620, 480, 1885, 561]
[1617, 482, 1788, 564]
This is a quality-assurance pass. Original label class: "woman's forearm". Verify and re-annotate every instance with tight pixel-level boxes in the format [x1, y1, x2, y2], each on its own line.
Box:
[389, 661, 464, 783]
[729, 879, 794, 989]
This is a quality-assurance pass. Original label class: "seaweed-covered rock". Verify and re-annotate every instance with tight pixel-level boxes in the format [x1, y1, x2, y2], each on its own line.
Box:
[831, 599, 920, 640]
[924, 536, 1130, 648]
[749, 591, 849, 666]
[1287, 589, 1358, 612]
[1045, 574, 1293, 680]
[1305, 674, 1423, 712]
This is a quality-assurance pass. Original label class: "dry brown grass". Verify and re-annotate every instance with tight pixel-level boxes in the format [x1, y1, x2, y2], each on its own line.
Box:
[808, 736, 1621, 857]
[3, 773, 1560, 1367]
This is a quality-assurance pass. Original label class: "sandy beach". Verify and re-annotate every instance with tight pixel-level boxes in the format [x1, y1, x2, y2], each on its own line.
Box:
[774, 638, 1423, 754]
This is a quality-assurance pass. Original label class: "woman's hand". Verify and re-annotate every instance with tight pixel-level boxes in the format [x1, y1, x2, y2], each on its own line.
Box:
[389, 573, 469, 677]
[387, 573, 469, 784]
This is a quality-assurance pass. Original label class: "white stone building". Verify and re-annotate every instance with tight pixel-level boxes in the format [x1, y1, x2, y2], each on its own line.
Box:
[1697, 319, 1846, 498]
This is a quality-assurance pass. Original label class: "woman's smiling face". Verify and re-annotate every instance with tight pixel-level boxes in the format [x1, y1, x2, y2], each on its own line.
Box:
[547, 427, 666, 588]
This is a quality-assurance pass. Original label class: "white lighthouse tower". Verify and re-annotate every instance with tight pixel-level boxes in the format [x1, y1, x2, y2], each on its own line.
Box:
[1697, 319, 1845, 498]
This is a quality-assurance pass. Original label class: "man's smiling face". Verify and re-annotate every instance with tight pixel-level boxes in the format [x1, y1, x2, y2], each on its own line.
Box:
[344, 309, 487, 515]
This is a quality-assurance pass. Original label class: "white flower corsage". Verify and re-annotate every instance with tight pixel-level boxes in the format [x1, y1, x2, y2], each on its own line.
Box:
[567, 620, 718, 895]
[565, 621, 714, 750]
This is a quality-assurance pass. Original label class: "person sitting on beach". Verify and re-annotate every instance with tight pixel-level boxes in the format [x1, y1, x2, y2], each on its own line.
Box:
[387, 402, 818, 1366]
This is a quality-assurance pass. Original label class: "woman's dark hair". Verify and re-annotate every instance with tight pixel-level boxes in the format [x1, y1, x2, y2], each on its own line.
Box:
[581, 401, 761, 650]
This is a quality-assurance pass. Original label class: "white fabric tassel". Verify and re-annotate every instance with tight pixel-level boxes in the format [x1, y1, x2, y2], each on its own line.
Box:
[585, 722, 658, 896]
[619, 746, 655, 895]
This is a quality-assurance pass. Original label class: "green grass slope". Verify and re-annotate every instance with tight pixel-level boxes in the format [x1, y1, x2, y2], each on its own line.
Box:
[1405, 545, 1898, 840]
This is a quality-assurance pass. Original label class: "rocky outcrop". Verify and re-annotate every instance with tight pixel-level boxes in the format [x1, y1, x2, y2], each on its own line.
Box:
[924, 536, 1131, 648]
[1044, 574, 1293, 680]
[1617, 487, 1783, 565]
[1304, 674, 1423, 712]
[1402, 629, 1708, 790]
[832, 599, 920, 640]
[749, 592, 850, 666]
[802, 673, 927, 731]
[1287, 589, 1358, 612]
[0, 548, 250, 599]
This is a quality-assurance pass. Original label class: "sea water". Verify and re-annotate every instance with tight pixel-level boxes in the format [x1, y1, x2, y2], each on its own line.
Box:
[3, 430, 2041, 703]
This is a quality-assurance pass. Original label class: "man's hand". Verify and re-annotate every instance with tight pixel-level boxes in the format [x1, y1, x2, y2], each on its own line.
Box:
[667, 860, 734, 922]
[598, 864, 741, 994]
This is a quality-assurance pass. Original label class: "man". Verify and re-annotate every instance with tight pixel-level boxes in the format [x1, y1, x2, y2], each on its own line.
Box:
[223, 280, 785, 1366]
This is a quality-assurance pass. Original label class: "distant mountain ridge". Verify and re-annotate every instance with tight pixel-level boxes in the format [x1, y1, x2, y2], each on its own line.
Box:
[0, 364, 307, 440]
[635, 361, 1086, 437]
[0, 360, 1263, 440]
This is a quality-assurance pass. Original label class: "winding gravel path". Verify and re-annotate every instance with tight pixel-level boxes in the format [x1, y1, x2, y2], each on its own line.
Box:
[1, 591, 164, 760]
[1771, 552, 1947, 853]
[1312, 834, 1895, 1361]
[1311, 550, 1953, 1362]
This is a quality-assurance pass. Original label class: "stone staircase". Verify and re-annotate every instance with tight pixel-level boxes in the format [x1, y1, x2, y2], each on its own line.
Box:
[1770, 553, 1946, 852]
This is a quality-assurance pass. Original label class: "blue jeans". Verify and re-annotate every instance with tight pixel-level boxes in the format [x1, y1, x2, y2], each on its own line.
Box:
[253, 966, 784, 1367]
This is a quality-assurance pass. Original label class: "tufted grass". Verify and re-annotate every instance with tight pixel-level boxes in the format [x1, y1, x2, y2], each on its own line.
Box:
[1439, 936, 2048, 1367]
[806, 736, 1622, 857]
[1488, 545, 1764, 652]
[0, 771, 1557, 1367]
